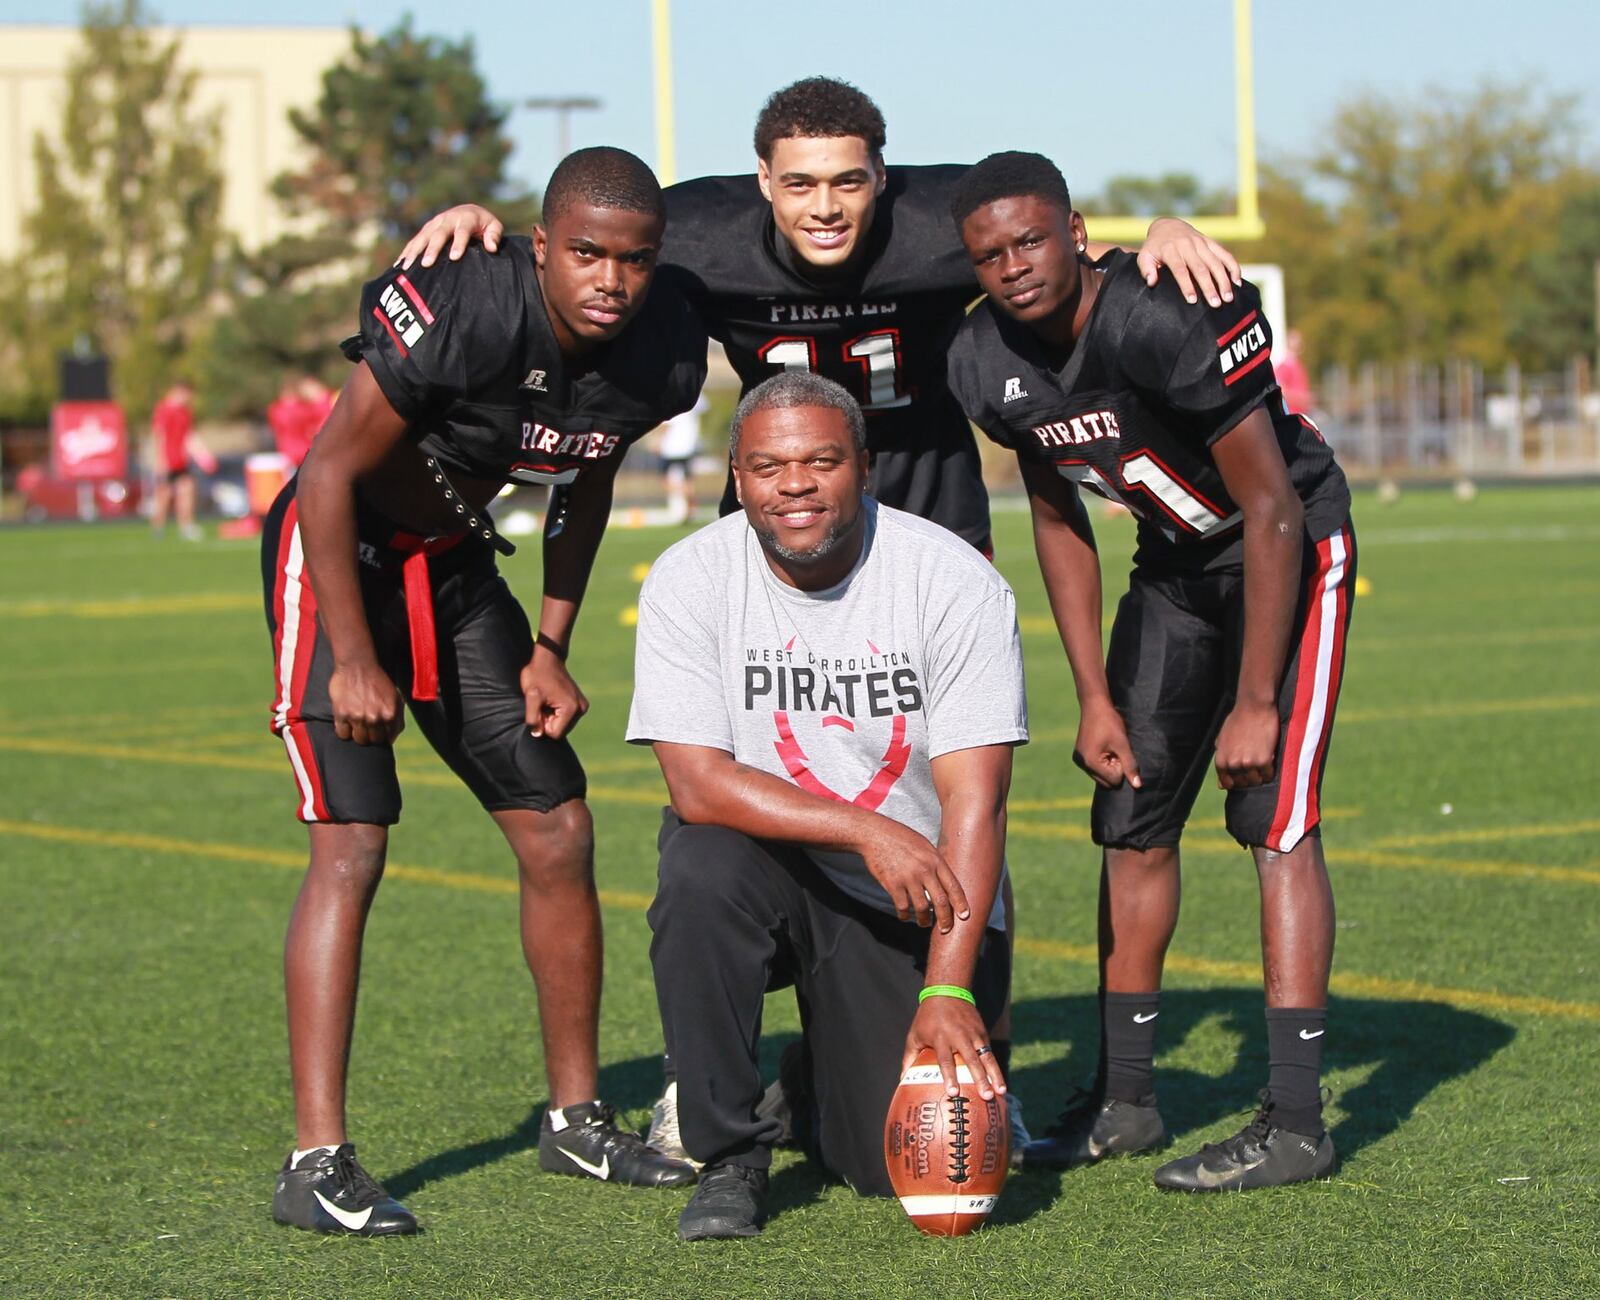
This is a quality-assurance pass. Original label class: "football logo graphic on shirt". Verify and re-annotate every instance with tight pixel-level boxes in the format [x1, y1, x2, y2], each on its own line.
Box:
[742, 637, 924, 810]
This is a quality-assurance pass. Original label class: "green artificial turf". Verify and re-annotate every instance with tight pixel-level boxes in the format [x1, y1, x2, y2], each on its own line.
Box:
[2, 485, 1596, 1298]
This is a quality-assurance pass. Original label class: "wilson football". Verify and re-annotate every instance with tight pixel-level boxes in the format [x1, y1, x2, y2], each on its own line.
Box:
[883, 1048, 1008, 1236]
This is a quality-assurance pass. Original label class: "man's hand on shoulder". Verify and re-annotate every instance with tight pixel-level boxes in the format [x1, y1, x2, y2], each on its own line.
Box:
[1136, 217, 1241, 309]
[521, 644, 589, 740]
[329, 660, 405, 746]
[855, 817, 970, 932]
[397, 204, 505, 270]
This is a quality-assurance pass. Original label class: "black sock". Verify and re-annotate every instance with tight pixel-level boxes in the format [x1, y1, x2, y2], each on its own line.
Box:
[1102, 992, 1160, 1105]
[662, 1052, 676, 1086]
[1264, 1007, 1326, 1137]
[991, 1038, 1012, 1080]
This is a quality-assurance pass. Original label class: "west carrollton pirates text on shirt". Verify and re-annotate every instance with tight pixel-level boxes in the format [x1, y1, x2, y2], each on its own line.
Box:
[946, 250, 1350, 569]
[346, 236, 707, 488]
[626, 500, 1027, 927]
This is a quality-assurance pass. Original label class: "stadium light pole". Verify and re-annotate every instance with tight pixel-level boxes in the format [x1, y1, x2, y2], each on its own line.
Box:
[522, 96, 603, 160]
[651, 0, 676, 185]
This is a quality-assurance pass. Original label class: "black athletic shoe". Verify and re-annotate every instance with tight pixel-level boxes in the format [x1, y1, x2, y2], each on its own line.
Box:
[538, 1100, 697, 1188]
[1153, 1092, 1336, 1192]
[677, 1163, 768, 1241]
[1022, 1087, 1167, 1169]
[271, 1144, 418, 1236]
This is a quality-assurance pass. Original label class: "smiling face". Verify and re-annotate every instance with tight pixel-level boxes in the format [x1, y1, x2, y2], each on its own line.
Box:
[959, 194, 1089, 336]
[533, 202, 664, 355]
[732, 403, 871, 589]
[757, 135, 887, 273]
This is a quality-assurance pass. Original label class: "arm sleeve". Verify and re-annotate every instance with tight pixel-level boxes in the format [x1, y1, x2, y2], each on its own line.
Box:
[922, 588, 1029, 759]
[944, 324, 1017, 451]
[1146, 281, 1280, 446]
[346, 256, 517, 423]
[625, 571, 734, 752]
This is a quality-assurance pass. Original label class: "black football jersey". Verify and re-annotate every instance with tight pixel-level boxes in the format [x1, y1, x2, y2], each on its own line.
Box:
[347, 236, 707, 488]
[659, 166, 990, 545]
[947, 251, 1349, 568]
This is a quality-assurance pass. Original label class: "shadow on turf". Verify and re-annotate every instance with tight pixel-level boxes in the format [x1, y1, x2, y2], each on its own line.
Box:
[384, 1050, 677, 1202]
[1008, 989, 1515, 1162]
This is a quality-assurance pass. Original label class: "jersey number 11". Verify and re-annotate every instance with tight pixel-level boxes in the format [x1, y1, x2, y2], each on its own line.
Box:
[760, 329, 912, 411]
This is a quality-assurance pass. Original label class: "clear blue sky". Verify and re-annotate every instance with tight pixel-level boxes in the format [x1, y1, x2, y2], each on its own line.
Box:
[4, 0, 1596, 200]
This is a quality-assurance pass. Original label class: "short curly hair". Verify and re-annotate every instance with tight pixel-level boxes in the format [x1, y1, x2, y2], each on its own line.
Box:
[753, 77, 887, 162]
[542, 146, 665, 225]
[950, 151, 1073, 227]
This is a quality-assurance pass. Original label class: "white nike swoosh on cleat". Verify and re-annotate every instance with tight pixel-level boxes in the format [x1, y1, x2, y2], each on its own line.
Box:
[561, 1148, 610, 1180]
[314, 1190, 374, 1231]
[1133, 1012, 1159, 1024]
[1299, 1029, 1325, 1040]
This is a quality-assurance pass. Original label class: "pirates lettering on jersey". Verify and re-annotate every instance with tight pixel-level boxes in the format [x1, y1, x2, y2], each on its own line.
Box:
[349, 236, 707, 494]
[944, 249, 1350, 562]
[1030, 408, 1122, 448]
[766, 299, 898, 324]
[738, 635, 925, 812]
[509, 422, 623, 485]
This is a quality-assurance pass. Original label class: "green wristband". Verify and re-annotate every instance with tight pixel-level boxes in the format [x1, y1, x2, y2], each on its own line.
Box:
[918, 984, 976, 1006]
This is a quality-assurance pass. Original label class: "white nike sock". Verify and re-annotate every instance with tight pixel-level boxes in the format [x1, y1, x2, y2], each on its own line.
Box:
[292, 1144, 341, 1167]
[547, 1101, 602, 1131]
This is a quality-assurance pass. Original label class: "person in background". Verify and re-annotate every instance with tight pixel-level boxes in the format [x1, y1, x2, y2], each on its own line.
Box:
[660, 391, 709, 523]
[150, 381, 213, 539]
[1274, 329, 1314, 417]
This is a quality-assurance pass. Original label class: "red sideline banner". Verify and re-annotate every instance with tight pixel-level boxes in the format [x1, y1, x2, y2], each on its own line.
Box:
[51, 401, 127, 480]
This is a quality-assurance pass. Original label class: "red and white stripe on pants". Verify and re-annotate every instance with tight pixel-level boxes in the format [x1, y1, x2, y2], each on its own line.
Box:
[270, 498, 331, 822]
[1266, 525, 1354, 853]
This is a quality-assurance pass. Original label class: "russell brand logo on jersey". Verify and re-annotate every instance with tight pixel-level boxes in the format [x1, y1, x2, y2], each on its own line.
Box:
[1031, 409, 1122, 449]
[1003, 377, 1028, 403]
[1217, 311, 1270, 386]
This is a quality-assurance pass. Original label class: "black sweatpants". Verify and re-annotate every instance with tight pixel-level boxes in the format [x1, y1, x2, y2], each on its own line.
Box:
[647, 810, 1008, 1197]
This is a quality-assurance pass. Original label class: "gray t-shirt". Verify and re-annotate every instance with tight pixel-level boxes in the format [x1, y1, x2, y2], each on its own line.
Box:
[627, 499, 1028, 927]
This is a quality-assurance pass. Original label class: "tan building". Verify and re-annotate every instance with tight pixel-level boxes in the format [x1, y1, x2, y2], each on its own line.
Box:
[0, 23, 351, 259]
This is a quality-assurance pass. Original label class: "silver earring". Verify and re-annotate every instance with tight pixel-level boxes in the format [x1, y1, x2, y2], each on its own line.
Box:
[1077, 243, 1086, 253]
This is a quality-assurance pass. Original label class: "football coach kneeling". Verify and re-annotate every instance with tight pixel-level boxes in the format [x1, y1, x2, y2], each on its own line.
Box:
[626, 372, 1029, 1240]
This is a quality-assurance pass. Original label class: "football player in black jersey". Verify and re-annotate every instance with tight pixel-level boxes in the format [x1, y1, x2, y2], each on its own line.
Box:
[397, 76, 1245, 1167]
[945, 153, 1356, 1192]
[399, 77, 1242, 554]
[262, 148, 702, 1236]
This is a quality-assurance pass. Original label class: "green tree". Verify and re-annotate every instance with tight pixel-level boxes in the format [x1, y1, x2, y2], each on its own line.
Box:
[1248, 80, 1595, 370]
[1080, 172, 1233, 218]
[0, 0, 225, 425]
[1506, 183, 1600, 369]
[205, 18, 537, 418]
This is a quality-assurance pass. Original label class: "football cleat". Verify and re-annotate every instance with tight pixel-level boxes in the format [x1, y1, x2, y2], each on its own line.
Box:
[1005, 1092, 1033, 1168]
[271, 1144, 418, 1236]
[1152, 1091, 1335, 1192]
[644, 1080, 702, 1170]
[1023, 1087, 1167, 1169]
[539, 1100, 697, 1188]
[678, 1163, 768, 1241]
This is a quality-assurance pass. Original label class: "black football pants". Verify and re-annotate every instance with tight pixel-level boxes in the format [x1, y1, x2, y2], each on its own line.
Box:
[647, 809, 1007, 1197]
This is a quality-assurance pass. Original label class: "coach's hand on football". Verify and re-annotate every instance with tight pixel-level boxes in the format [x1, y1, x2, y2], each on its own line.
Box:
[330, 661, 405, 746]
[904, 999, 1005, 1101]
[397, 204, 504, 270]
[1138, 217, 1241, 309]
[859, 820, 969, 931]
[1073, 699, 1142, 790]
[522, 649, 588, 740]
[1214, 701, 1278, 789]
